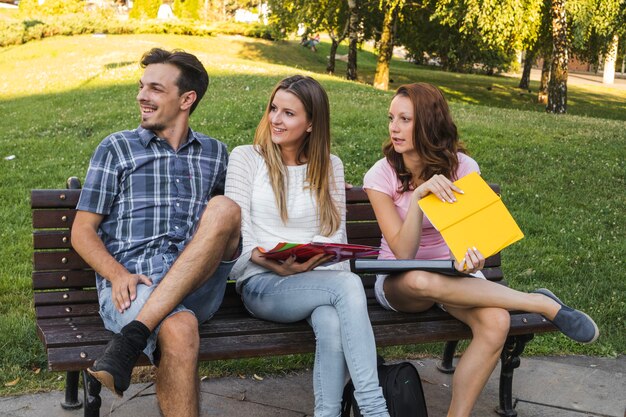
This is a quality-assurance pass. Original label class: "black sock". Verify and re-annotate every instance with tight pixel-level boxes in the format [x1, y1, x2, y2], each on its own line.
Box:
[120, 320, 151, 351]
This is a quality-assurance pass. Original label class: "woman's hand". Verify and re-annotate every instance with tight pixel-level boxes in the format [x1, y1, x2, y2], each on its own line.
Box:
[251, 249, 334, 276]
[454, 247, 485, 274]
[414, 174, 463, 203]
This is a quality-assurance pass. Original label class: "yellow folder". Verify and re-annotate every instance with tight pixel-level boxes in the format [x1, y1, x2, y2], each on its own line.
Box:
[417, 172, 524, 263]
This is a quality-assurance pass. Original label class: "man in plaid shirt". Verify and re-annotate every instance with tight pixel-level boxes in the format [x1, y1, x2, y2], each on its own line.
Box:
[72, 48, 241, 417]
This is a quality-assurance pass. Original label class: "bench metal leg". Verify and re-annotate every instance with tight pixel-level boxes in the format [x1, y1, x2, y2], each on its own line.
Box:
[495, 334, 534, 417]
[437, 340, 459, 374]
[60, 371, 82, 409]
[82, 370, 102, 417]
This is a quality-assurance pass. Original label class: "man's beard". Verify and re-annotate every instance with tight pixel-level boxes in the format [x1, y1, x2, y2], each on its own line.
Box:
[141, 120, 165, 133]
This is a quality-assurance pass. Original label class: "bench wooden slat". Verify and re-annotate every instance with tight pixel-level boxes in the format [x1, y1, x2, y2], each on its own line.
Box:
[347, 237, 385, 247]
[346, 205, 377, 221]
[46, 345, 152, 371]
[345, 188, 369, 203]
[482, 267, 503, 280]
[35, 304, 455, 349]
[32, 209, 76, 229]
[35, 303, 100, 319]
[34, 251, 91, 271]
[33, 270, 96, 290]
[37, 302, 550, 349]
[345, 222, 381, 239]
[34, 230, 73, 250]
[31, 189, 82, 209]
[34, 290, 99, 306]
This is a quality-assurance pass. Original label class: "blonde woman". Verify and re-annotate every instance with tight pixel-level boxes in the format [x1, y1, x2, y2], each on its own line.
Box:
[225, 75, 389, 417]
[363, 82, 599, 417]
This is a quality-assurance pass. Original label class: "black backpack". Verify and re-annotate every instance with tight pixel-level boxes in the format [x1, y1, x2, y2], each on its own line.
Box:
[341, 356, 428, 417]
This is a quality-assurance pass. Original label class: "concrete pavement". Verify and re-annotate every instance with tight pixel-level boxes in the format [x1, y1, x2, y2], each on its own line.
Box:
[1, 355, 624, 417]
[506, 68, 626, 90]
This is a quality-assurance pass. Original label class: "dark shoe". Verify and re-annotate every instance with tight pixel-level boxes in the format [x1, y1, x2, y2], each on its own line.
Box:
[87, 333, 143, 397]
[533, 288, 599, 344]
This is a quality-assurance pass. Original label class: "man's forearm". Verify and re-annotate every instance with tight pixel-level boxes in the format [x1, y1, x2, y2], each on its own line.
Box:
[71, 215, 128, 284]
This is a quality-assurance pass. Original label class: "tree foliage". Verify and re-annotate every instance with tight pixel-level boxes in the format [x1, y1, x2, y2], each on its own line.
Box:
[19, 0, 84, 15]
[568, 0, 625, 66]
[173, 0, 202, 19]
[395, 0, 518, 73]
[434, 0, 542, 51]
[425, 0, 543, 73]
[129, 0, 161, 19]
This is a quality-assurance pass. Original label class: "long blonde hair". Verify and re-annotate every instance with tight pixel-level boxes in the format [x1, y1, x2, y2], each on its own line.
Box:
[253, 75, 340, 236]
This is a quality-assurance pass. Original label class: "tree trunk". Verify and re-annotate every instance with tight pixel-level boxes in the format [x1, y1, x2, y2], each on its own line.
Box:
[547, 0, 568, 114]
[519, 49, 536, 90]
[346, 0, 359, 81]
[538, 54, 551, 104]
[327, 37, 339, 74]
[327, 20, 349, 75]
[603, 34, 619, 84]
[373, 3, 398, 90]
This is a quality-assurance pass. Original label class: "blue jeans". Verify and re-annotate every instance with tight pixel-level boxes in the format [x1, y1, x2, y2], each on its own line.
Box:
[98, 258, 235, 363]
[242, 270, 389, 417]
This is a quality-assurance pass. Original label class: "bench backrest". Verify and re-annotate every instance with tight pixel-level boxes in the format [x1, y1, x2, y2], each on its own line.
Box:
[31, 179, 502, 322]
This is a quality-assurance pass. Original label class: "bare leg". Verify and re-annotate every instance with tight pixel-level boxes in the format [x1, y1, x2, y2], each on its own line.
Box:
[443, 306, 510, 417]
[383, 270, 561, 319]
[156, 312, 200, 417]
[137, 196, 241, 330]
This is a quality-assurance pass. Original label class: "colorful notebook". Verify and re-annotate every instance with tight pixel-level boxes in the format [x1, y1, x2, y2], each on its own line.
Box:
[417, 172, 524, 263]
[258, 242, 380, 266]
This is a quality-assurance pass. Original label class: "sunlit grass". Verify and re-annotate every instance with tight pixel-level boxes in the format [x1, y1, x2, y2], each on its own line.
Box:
[0, 34, 624, 395]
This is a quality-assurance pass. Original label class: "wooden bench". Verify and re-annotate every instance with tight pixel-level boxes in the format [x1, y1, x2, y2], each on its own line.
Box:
[32, 178, 556, 417]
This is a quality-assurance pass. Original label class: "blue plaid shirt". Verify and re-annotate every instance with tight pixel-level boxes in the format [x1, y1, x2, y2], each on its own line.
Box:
[77, 126, 229, 286]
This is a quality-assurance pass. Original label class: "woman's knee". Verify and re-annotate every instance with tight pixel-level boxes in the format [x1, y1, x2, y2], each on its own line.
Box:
[334, 272, 367, 303]
[159, 312, 200, 361]
[472, 308, 510, 346]
[403, 270, 435, 297]
[310, 306, 342, 351]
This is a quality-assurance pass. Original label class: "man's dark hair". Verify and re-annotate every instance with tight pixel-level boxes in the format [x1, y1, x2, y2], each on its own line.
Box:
[140, 48, 209, 115]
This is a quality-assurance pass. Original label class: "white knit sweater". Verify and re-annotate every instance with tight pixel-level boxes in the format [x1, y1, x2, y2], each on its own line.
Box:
[225, 145, 348, 290]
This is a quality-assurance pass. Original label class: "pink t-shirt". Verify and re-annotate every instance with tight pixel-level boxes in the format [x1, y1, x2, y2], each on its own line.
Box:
[363, 154, 480, 260]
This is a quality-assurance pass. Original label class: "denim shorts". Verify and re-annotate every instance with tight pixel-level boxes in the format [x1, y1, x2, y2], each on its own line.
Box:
[374, 270, 486, 312]
[98, 257, 237, 363]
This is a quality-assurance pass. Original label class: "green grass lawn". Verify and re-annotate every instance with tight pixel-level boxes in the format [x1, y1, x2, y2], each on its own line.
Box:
[0, 33, 624, 395]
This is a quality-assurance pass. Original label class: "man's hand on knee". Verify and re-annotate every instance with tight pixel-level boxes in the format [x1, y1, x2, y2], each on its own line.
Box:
[110, 272, 153, 313]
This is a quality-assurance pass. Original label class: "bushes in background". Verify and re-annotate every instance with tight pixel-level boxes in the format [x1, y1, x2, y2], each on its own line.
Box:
[0, 13, 276, 48]
[18, 0, 84, 16]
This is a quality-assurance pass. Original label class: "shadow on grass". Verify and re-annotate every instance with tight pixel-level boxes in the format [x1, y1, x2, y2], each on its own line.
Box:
[236, 38, 331, 73]
[104, 61, 135, 70]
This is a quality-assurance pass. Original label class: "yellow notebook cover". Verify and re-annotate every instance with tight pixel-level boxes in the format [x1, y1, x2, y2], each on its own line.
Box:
[417, 172, 524, 263]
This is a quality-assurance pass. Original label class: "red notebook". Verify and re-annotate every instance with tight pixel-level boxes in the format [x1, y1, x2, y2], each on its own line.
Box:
[258, 242, 380, 266]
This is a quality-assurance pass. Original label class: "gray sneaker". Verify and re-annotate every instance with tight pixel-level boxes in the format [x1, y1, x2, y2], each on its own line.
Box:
[533, 288, 599, 344]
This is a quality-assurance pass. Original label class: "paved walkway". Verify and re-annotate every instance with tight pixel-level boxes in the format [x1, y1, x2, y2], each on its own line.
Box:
[505, 68, 626, 90]
[1, 355, 624, 417]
